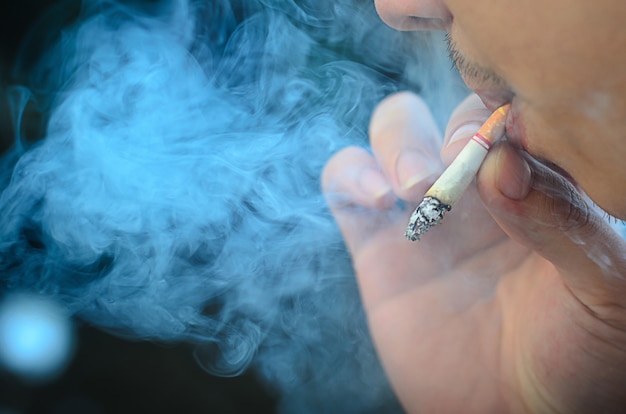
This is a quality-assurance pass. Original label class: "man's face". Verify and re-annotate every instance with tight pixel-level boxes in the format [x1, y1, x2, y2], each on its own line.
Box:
[375, 0, 626, 219]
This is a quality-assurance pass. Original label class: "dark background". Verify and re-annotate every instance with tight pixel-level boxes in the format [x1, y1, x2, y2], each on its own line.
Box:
[0, 1, 276, 412]
[0, 325, 277, 413]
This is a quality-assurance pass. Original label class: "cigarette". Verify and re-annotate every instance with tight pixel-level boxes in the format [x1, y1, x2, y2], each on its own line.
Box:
[405, 103, 511, 241]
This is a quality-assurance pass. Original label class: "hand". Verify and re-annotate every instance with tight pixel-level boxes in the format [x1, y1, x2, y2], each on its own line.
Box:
[322, 92, 626, 413]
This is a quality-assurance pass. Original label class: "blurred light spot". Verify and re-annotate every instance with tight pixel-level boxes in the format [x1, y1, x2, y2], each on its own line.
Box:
[0, 293, 75, 382]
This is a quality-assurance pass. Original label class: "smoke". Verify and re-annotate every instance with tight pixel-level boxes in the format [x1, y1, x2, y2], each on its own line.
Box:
[1, 0, 466, 412]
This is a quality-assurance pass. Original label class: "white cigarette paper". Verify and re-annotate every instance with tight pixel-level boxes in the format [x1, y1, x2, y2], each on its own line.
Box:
[405, 103, 511, 241]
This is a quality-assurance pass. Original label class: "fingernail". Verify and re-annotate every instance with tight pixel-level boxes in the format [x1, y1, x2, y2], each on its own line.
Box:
[359, 167, 393, 199]
[447, 122, 483, 147]
[496, 147, 532, 200]
[396, 151, 439, 191]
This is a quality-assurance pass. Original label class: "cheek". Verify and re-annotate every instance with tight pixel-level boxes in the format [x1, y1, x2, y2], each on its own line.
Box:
[515, 102, 571, 166]
[520, 104, 626, 219]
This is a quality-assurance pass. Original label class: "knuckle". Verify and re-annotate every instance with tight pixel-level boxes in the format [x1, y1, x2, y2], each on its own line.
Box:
[555, 181, 596, 237]
[533, 163, 597, 236]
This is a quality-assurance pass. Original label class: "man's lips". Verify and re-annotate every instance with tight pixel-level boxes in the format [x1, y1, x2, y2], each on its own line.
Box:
[504, 100, 528, 151]
[470, 89, 526, 150]
[474, 93, 509, 113]
[471, 87, 514, 112]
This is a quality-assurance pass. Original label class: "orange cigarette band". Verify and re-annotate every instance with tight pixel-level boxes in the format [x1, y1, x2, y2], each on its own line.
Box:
[471, 103, 510, 150]
[404, 103, 511, 241]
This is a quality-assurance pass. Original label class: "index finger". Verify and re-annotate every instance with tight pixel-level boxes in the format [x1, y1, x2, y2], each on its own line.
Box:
[369, 91, 444, 202]
[441, 94, 491, 165]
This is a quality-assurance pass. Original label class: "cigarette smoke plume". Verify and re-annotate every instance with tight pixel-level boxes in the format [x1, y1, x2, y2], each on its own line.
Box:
[1, 0, 466, 411]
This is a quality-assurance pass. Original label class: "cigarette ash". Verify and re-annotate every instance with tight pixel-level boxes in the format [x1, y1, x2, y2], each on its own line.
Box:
[0, 0, 465, 412]
[405, 196, 451, 241]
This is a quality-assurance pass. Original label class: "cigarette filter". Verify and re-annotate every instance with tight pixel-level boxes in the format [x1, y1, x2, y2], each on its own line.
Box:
[405, 103, 510, 241]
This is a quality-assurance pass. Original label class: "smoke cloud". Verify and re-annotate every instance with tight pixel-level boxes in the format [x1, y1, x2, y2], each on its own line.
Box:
[1, 0, 466, 412]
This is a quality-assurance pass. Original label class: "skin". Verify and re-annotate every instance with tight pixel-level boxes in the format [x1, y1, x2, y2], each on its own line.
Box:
[322, 2, 626, 413]
[375, 0, 626, 219]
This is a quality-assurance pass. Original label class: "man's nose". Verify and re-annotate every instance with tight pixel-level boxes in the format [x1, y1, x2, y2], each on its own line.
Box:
[374, 0, 452, 31]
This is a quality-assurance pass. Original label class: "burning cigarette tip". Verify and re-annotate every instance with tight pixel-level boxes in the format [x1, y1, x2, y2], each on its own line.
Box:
[404, 196, 450, 241]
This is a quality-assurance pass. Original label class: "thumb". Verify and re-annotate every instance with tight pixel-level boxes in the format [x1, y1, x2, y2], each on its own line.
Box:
[477, 142, 626, 307]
